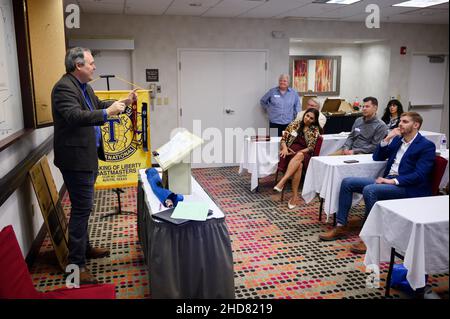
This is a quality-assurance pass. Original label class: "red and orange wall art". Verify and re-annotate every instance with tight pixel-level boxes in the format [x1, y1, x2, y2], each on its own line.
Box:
[314, 59, 333, 92]
[293, 59, 308, 92]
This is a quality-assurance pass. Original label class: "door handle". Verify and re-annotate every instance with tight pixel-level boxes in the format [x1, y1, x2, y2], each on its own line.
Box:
[225, 109, 235, 114]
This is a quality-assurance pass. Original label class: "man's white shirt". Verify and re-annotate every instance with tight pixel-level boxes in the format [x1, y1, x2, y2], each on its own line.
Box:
[380, 133, 418, 185]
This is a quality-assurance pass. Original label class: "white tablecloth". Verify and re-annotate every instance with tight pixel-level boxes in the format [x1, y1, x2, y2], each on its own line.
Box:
[238, 137, 281, 191]
[319, 132, 350, 155]
[420, 130, 446, 149]
[139, 169, 224, 219]
[360, 196, 449, 290]
[302, 154, 387, 218]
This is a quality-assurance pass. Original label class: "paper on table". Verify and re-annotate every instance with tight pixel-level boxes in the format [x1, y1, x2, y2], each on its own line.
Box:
[171, 201, 210, 221]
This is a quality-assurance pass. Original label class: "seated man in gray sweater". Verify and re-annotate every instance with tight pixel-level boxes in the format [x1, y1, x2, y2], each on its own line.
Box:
[331, 97, 388, 155]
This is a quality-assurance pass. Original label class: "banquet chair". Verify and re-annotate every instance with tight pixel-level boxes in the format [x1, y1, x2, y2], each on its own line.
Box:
[0, 225, 116, 299]
[431, 155, 448, 196]
[274, 135, 323, 201]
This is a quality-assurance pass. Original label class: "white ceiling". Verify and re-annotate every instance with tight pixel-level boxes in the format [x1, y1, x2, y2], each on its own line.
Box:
[67, 0, 449, 24]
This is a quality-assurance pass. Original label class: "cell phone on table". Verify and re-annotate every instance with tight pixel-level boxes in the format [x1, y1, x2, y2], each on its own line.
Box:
[343, 159, 359, 164]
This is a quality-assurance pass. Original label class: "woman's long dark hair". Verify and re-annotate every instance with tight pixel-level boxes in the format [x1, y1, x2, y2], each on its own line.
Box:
[382, 99, 404, 125]
[300, 108, 323, 134]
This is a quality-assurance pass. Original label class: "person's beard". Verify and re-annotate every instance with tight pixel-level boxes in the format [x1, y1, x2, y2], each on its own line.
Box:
[400, 126, 412, 137]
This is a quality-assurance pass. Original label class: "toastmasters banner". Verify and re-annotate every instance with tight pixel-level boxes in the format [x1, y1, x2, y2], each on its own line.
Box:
[94, 90, 151, 189]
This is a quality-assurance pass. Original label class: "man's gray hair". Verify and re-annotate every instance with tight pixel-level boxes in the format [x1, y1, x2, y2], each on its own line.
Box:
[65, 47, 91, 73]
[279, 73, 290, 82]
[308, 97, 320, 107]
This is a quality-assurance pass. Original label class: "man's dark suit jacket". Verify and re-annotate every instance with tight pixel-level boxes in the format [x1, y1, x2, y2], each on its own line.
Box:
[52, 73, 114, 171]
[373, 133, 436, 198]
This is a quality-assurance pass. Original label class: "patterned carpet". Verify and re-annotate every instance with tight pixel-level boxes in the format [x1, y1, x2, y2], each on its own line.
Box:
[30, 166, 448, 299]
[30, 187, 150, 299]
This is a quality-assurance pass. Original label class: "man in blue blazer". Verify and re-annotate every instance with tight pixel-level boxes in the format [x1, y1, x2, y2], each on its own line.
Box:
[319, 112, 436, 254]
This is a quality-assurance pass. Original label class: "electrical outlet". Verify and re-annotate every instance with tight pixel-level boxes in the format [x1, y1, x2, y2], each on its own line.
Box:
[164, 97, 169, 105]
[157, 97, 162, 105]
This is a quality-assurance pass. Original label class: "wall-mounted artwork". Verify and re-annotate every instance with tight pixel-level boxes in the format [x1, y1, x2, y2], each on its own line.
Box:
[290, 55, 341, 96]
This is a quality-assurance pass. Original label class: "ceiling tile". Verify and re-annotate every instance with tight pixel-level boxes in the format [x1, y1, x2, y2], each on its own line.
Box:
[276, 3, 344, 18]
[240, 0, 308, 18]
[171, 0, 222, 6]
[78, 0, 125, 14]
[202, 0, 264, 17]
[163, 0, 222, 16]
[124, 0, 171, 15]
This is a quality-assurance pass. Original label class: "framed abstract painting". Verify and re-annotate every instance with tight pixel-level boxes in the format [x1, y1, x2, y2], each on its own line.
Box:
[290, 55, 341, 96]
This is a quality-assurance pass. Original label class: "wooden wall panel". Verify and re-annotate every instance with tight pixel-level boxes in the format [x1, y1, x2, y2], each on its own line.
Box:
[27, 0, 66, 126]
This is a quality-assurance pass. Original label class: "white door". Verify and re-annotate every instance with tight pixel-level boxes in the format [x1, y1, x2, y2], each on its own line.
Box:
[89, 50, 132, 91]
[408, 54, 448, 132]
[223, 51, 268, 164]
[179, 49, 267, 167]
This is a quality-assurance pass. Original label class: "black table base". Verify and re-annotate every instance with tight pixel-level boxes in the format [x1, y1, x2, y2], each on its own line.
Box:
[137, 181, 235, 299]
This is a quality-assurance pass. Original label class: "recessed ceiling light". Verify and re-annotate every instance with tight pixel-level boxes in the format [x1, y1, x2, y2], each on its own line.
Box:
[393, 0, 448, 8]
[324, 0, 362, 4]
[189, 2, 202, 7]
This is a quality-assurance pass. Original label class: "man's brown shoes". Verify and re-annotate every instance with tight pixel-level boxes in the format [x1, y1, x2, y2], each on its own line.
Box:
[350, 240, 367, 254]
[319, 225, 350, 241]
[86, 247, 110, 259]
[79, 267, 99, 285]
[319, 224, 367, 254]
[348, 216, 363, 230]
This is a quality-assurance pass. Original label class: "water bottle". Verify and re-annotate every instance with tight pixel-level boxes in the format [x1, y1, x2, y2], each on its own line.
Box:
[440, 135, 447, 152]
[352, 97, 360, 111]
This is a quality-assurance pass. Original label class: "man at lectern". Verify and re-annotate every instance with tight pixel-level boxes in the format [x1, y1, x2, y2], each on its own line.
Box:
[51, 47, 137, 284]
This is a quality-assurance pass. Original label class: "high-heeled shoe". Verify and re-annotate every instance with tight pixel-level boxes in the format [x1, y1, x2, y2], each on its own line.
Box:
[287, 200, 298, 209]
[273, 185, 283, 193]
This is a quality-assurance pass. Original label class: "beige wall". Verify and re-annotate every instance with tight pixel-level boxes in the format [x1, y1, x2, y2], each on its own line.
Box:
[0, 127, 63, 255]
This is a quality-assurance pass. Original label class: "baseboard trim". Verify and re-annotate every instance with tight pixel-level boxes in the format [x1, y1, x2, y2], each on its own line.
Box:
[25, 183, 67, 270]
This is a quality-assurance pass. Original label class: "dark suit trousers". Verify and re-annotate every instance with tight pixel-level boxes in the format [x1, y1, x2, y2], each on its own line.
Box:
[61, 170, 97, 268]
[269, 122, 289, 137]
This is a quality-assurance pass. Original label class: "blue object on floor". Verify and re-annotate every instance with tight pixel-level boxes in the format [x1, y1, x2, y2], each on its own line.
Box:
[145, 168, 184, 208]
[391, 263, 428, 295]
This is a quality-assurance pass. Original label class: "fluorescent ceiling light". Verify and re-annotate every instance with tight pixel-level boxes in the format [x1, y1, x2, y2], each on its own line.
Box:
[325, 0, 361, 4]
[393, 0, 449, 8]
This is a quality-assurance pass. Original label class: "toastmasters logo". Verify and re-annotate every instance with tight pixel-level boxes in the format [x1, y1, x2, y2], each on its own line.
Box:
[101, 105, 142, 162]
